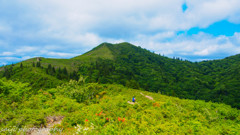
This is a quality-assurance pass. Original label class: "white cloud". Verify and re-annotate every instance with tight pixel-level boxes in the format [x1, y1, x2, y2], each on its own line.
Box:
[132, 32, 240, 60]
[137, 31, 175, 41]
[0, 56, 31, 62]
[1, 0, 240, 41]
[184, 0, 240, 28]
[16, 46, 39, 53]
[233, 32, 240, 44]
[14, 0, 240, 38]
[0, 0, 240, 64]
[47, 52, 78, 58]
[49, 32, 103, 47]
[0, 52, 14, 56]
[229, 13, 240, 24]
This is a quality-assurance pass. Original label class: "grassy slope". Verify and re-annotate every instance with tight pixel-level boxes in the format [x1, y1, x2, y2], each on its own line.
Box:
[63, 84, 240, 134]
[13, 57, 81, 72]
[73, 43, 115, 61]
[10, 43, 115, 73]
[1, 78, 239, 134]
[9, 67, 64, 89]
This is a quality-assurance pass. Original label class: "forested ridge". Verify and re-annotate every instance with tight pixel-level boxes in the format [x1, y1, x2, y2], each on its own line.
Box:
[1, 42, 240, 108]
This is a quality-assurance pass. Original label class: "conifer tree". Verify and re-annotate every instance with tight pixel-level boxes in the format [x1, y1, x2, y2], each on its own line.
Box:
[63, 67, 68, 75]
[3, 67, 10, 79]
[36, 62, 41, 67]
[52, 67, 56, 74]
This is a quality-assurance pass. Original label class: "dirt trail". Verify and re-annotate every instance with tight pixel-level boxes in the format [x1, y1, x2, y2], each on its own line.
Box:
[127, 101, 135, 105]
[127, 92, 154, 105]
[140, 92, 154, 101]
[28, 116, 64, 135]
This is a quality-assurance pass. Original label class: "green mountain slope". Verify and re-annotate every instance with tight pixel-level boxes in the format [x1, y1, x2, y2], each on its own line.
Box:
[73, 43, 115, 61]
[9, 67, 64, 90]
[0, 78, 239, 134]
[73, 42, 240, 108]
[0, 42, 240, 108]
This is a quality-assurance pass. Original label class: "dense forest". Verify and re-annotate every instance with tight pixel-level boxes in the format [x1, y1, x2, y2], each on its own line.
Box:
[0, 42, 240, 108]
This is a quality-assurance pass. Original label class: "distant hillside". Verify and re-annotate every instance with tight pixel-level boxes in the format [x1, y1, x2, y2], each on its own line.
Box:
[0, 42, 240, 108]
[0, 78, 239, 134]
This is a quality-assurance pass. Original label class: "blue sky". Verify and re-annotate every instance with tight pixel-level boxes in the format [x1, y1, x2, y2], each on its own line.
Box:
[0, 0, 240, 65]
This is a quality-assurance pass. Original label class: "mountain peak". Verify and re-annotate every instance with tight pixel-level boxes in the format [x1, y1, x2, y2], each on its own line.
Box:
[73, 42, 115, 61]
[72, 42, 138, 61]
